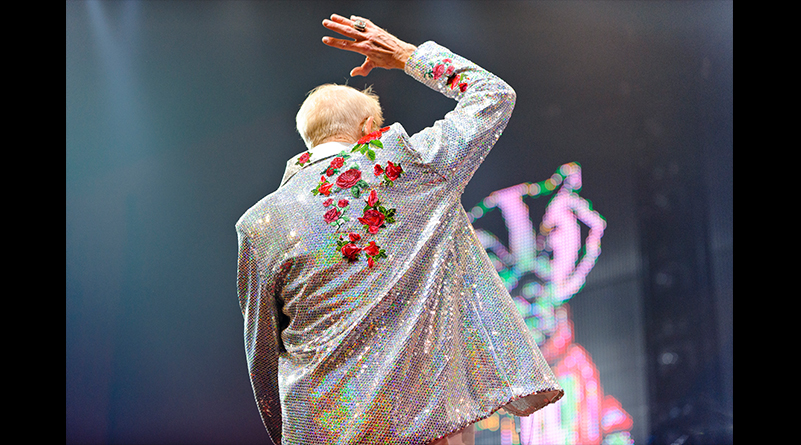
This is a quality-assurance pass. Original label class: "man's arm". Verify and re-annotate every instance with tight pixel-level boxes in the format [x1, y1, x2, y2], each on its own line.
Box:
[405, 42, 516, 187]
[237, 227, 283, 444]
[321, 13, 516, 188]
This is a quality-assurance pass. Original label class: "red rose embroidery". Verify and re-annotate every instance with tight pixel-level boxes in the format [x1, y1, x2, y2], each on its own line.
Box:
[341, 243, 362, 262]
[426, 57, 469, 93]
[366, 189, 378, 207]
[357, 126, 390, 145]
[363, 241, 380, 257]
[358, 209, 386, 235]
[433, 63, 445, 80]
[446, 72, 470, 92]
[323, 207, 342, 224]
[296, 152, 310, 166]
[362, 240, 387, 268]
[448, 74, 459, 89]
[384, 161, 403, 181]
[312, 176, 335, 196]
[319, 181, 333, 196]
[310, 141, 399, 267]
[358, 209, 385, 229]
[375, 161, 403, 186]
[336, 169, 362, 189]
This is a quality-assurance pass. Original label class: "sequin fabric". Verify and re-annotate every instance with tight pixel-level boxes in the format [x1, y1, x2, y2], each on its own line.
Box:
[236, 41, 563, 445]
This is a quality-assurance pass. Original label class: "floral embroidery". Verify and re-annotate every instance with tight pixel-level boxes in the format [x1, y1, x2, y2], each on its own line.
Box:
[448, 72, 469, 92]
[425, 57, 469, 92]
[337, 234, 363, 262]
[323, 156, 346, 177]
[312, 152, 371, 199]
[296, 152, 311, 166]
[312, 176, 334, 196]
[373, 160, 404, 187]
[351, 126, 390, 161]
[359, 189, 396, 235]
[322, 196, 351, 229]
[363, 241, 387, 268]
[302, 128, 400, 268]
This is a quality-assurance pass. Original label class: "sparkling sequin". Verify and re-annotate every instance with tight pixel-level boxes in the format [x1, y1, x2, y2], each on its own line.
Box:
[237, 41, 563, 445]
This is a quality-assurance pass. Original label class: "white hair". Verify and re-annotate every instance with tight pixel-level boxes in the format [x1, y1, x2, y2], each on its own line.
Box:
[295, 84, 384, 149]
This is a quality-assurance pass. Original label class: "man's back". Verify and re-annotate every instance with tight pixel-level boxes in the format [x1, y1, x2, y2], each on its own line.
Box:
[237, 39, 562, 445]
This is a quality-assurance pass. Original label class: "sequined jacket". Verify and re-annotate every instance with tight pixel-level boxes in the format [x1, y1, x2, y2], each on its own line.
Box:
[236, 41, 563, 445]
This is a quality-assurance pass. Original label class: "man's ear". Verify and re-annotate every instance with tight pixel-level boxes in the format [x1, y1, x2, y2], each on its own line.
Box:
[363, 116, 375, 135]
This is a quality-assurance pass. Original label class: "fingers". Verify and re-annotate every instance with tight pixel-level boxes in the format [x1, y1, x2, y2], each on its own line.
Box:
[321, 36, 366, 54]
[350, 57, 375, 77]
[322, 14, 368, 41]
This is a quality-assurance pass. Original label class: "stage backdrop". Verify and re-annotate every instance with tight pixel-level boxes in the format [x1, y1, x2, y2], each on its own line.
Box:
[66, 1, 732, 444]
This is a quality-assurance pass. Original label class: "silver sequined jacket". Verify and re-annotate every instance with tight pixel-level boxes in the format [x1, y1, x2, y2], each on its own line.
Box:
[236, 41, 563, 445]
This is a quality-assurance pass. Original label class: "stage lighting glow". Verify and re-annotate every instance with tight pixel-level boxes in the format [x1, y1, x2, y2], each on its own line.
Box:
[469, 163, 634, 444]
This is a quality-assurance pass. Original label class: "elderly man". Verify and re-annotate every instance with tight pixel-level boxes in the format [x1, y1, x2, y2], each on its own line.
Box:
[236, 14, 563, 445]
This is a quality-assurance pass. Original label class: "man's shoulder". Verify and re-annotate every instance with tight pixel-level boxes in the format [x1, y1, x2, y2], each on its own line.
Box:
[235, 191, 281, 237]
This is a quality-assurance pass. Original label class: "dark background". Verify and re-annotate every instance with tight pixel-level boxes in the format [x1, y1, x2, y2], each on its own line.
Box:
[66, 1, 732, 444]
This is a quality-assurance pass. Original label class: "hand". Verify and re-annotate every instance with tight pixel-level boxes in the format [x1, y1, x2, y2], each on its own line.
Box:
[322, 14, 417, 77]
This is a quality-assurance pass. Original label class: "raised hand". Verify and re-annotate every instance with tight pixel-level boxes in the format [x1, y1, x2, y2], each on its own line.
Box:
[322, 14, 417, 77]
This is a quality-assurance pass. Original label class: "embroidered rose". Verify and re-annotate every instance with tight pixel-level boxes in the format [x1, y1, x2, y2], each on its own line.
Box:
[296, 152, 310, 166]
[336, 169, 362, 189]
[319, 152, 352, 177]
[433, 63, 445, 80]
[425, 57, 469, 93]
[375, 161, 404, 186]
[363, 241, 380, 257]
[323, 207, 342, 224]
[310, 130, 400, 267]
[447, 72, 470, 92]
[362, 241, 387, 268]
[358, 209, 385, 233]
[359, 190, 396, 234]
[366, 189, 378, 207]
[340, 243, 362, 262]
[385, 161, 403, 181]
[320, 182, 333, 195]
[357, 126, 390, 145]
[312, 176, 335, 196]
[353, 127, 389, 161]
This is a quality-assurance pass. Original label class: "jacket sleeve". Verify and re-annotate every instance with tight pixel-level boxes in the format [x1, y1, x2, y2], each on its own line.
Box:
[237, 226, 283, 445]
[404, 41, 516, 189]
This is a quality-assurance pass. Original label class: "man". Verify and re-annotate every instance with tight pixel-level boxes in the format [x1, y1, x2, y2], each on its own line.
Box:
[236, 14, 563, 445]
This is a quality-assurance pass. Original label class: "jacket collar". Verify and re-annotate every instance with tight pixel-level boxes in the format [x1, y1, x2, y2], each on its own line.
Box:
[280, 141, 353, 187]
